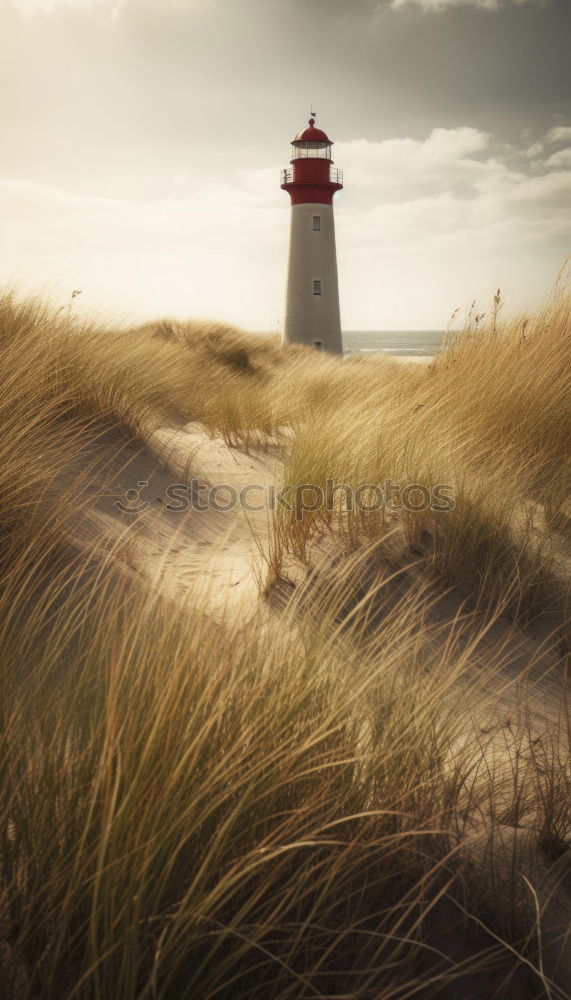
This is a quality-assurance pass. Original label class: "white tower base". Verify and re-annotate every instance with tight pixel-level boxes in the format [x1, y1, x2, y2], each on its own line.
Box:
[282, 203, 342, 355]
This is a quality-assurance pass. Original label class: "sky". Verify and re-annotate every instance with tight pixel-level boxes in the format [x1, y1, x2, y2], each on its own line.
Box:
[1, 0, 570, 330]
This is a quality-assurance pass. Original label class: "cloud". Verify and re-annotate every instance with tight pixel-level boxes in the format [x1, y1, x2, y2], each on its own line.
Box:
[9, 0, 197, 13]
[336, 127, 571, 247]
[9, 0, 108, 12]
[335, 127, 493, 204]
[524, 143, 544, 159]
[1, 125, 569, 329]
[0, 174, 286, 328]
[547, 126, 571, 144]
[390, 0, 538, 10]
[329, 126, 570, 325]
[545, 148, 571, 169]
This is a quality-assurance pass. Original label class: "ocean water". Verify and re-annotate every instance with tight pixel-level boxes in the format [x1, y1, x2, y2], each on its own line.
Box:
[343, 330, 444, 358]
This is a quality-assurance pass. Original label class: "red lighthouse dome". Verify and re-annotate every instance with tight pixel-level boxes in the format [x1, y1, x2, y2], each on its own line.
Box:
[292, 118, 332, 145]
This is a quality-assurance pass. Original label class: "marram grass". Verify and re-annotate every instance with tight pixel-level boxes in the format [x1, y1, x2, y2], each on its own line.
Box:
[1, 286, 571, 998]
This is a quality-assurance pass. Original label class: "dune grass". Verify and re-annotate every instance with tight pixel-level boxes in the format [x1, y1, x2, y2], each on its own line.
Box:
[0, 540, 471, 999]
[133, 285, 571, 620]
[1, 286, 571, 998]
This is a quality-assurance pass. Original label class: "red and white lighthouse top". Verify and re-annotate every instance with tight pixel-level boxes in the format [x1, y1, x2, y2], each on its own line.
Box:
[281, 117, 343, 206]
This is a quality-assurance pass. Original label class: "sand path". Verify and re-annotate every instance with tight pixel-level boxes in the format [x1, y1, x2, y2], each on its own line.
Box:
[66, 420, 281, 618]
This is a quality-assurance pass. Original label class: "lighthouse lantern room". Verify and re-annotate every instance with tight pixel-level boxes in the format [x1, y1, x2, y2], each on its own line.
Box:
[281, 116, 343, 354]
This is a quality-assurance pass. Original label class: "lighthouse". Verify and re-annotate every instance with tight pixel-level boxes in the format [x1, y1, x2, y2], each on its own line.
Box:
[281, 116, 343, 354]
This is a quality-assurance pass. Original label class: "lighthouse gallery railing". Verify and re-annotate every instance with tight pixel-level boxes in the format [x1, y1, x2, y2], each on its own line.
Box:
[280, 167, 343, 186]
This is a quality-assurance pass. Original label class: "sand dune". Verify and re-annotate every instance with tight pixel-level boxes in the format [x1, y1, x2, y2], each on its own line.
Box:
[72, 417, 571, 994]
[74, 416, 570, 752]
[3, 288, 571, 999]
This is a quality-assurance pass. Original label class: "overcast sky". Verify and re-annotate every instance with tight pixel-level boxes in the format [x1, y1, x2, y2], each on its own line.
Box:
[1, 0, 570, 329]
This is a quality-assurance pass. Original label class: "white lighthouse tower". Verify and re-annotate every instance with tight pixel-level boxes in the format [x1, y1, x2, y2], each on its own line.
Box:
[281, 116, 343, 354]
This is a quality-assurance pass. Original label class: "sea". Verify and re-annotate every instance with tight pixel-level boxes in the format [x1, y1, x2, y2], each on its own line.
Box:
[343, 330, 444, 358]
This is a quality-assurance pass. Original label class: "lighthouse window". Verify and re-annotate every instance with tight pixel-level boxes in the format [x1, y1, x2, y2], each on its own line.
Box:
[313, 280, 322, 296]
[312, 215, 321, 231]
